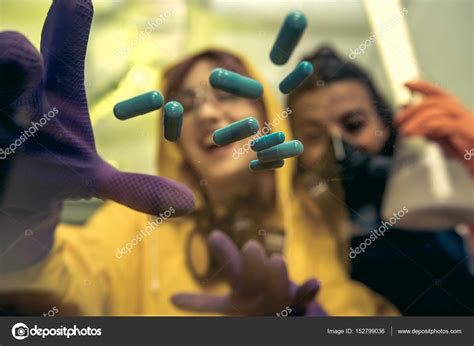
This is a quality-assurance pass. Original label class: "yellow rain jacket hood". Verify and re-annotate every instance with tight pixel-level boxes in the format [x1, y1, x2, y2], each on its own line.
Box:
[0, 48, 397, 317]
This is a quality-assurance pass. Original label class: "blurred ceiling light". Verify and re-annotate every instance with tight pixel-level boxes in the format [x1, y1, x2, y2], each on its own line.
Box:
[210, 0, 366, 28]
[362, 0, 419, 105]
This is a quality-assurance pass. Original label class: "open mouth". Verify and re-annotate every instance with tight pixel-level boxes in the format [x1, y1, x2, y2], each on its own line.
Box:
[201, 135, 218, 152]
[200, 135, 232, 156]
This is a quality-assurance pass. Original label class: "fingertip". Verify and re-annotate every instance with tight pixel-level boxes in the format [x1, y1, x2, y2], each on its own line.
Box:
[170, 294, 189, 309]
[171, 183, 195, 216]
[51, 0, 94, 15]
[208, 230, 230, 246]
[154, 179, 195, 217]
[404, 79, 419, 88]
[41, 0, 94, 95]
[209, 230, 224, 240]
[293, 279, 320, 310]
[268, 253, 284, 265]
[242, 239, 264, 254]
[241, 240, 266, 267]
[404, 79, 445, 97]
[170, 294, 180, 305]
[404, 79, 428, 89]
[171, 293, 183, 301]
[305, 278, 321, 295]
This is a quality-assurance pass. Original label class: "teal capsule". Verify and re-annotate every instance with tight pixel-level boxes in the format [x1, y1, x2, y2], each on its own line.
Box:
[114, 91, 163, 120]
[209, 68, 263, 99]
[257, 140, 304, 162]
[249, 159, 285, 172]
[279, 61, 314, 94]
[164, 101, 183, 142]
[250, 132, 286, 152]
[213, 117, 260, 146]
[270, 11, 307, 65]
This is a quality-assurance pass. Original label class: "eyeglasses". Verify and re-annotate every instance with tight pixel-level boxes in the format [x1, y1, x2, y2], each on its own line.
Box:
[173, 86, 253, 113]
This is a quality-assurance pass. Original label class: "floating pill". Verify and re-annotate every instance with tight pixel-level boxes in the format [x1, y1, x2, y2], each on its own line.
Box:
[164, 101, 183, 142]
[114, 91, 163, 120]
[249, 159, 285, 172]
[209, 68, 263, 99]
[279, 61, 314, 94]
[270, 11, 307, 65]
[250, 132, 286, 152]
[257, 140, 304, 162]
[213, 117, 260, 146]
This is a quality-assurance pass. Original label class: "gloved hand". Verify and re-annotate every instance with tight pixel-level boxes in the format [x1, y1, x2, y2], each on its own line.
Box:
[172, 231, 326, 316]
[396, 80, 474, 176]
[0, 0, 194, 273]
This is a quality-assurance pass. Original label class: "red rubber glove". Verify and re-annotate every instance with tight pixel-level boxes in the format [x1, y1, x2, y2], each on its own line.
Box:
[396, 80, 474, 176]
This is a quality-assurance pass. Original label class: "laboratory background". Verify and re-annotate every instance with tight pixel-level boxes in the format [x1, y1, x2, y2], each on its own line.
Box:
[1, 0, 471, 223]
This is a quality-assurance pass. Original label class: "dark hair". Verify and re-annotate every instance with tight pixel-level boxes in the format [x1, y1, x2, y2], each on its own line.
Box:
[287, 45, 396, 155]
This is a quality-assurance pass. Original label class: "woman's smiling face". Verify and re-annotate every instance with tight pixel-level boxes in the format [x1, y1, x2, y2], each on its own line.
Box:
[176, 59, 265, 185]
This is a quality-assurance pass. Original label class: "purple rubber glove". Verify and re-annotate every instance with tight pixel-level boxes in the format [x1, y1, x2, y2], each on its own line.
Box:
[0, 0, 194, 273]
[172, 231, 327, 316]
